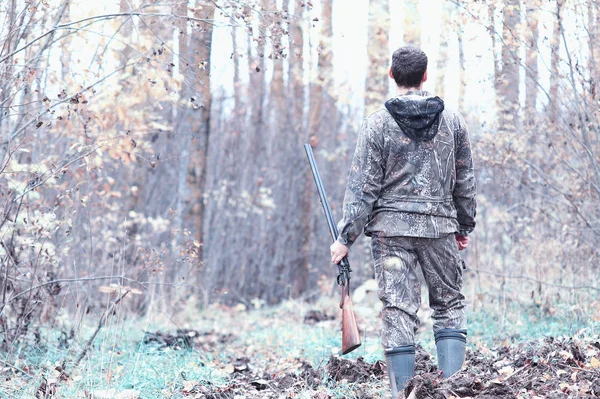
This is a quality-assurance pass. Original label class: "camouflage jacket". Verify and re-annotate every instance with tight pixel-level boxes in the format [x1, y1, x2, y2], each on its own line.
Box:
[337, 90, 476, 247]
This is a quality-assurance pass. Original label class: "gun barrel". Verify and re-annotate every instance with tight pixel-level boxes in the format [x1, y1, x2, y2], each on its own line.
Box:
[304, 143, 361, 355]
[304, 143, 339, 241]
[304, 144, 352, 285]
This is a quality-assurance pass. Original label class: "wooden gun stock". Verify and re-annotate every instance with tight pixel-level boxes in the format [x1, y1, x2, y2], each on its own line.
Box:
[340, 281, 361, 355]
[304, 143, 361, 355]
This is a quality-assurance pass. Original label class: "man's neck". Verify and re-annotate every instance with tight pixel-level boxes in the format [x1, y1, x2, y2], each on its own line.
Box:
[396, 86, 423, 96]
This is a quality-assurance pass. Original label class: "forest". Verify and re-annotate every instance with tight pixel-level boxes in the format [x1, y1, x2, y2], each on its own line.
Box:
[0, 0, 599, 398]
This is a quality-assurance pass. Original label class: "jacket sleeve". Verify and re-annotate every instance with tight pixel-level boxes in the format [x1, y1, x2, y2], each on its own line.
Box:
[337, 117, 385, 247]
[453, 113, 477, 235]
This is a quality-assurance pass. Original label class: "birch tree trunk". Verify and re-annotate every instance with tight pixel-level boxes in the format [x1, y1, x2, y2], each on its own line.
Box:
[588, 0, 599, 100]
[457, 12, 466, 112]
[549, 1, 561, 124]
[403, 0, 421, 47]
[365, 0, 390, 115]
[435, 2, 451, 99]
[496, 0, 520, 134]
[289, 0, 309, 297]
[190, 2, 216, 258]
[524, 0, 539, 125]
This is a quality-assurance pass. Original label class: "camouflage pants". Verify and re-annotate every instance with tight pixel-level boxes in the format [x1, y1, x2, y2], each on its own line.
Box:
[371, 233, 466, 349]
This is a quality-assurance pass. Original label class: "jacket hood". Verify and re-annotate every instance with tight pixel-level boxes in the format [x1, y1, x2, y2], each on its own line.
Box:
[384, 91, 445, 142]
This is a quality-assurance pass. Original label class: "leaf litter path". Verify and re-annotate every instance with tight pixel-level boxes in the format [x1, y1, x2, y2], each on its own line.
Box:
[143, 305, 600, 399]
[9, 300, 600, 399]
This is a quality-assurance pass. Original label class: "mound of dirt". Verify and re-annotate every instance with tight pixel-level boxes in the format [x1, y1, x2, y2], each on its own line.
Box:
[326, 355, 386, 383]
[176, 337, 600, 398]
[303, 310, 335, 325]
[404, 337, 600, 398]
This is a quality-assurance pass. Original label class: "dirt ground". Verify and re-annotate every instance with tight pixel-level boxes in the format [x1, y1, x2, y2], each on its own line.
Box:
[145, 329, 600, 399]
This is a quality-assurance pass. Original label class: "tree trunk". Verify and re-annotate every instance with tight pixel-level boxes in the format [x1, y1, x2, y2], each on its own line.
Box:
[290, 0, 305, 131]
[588, 0, 599, 100]
[190, 2, 216, 259]
[300, 0, 335, 297]
[457, 11, 466, 113]
[549, 1, 561, 124]
[0, 0, 18, 158]
[524, 0, 539, 125]
[496, 0, 521, 134]
[403, 0, 421, 47]
[365, 0, 390, 115]
[435, 2, 450, 99]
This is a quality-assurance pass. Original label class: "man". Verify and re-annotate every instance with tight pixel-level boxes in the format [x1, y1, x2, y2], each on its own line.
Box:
[330, 45, 476, 398]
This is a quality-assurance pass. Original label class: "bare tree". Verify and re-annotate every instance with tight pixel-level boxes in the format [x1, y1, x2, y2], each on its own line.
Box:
[403, 0, 421, 47]
[365, 0, 390, 115]
[524, 0, 539, 124]
[496, 0, 521, 134]
[548, 0, 561, 123]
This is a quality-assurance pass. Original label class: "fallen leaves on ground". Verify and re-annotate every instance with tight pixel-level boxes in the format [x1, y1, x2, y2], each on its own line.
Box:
[405, 337, 600, 399]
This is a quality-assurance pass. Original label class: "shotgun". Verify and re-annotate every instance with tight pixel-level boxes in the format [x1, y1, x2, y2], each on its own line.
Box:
[304, 143, 361, 355]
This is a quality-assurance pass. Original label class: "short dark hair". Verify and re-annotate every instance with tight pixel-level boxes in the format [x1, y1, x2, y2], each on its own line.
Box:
[390, 46, 428, 88]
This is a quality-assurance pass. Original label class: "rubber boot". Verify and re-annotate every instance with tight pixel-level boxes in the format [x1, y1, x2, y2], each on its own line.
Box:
[435, 329, 467, 378]
[385, 345, 415, 398]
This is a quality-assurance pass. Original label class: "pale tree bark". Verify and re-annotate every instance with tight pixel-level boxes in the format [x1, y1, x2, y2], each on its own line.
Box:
[524, 0, 539, 124]
[296, 0, 335, 297]
[174, 1, 191, 249]
[549, 0, 561, 124]
[247, 2, 267, 161]
[307, 0, 333, 138]
[190, 2, 216, 258]
[457, 11, 466, 112]
[435, 2, 451, 99]
[403, 0, 421, 47]
[587, 0, 598, 100]
[232, 26, 242, 109]
[270, 0, 285, 117]
[290, 0, 305, 131]
[365, 0, 390, 115]
[0, 0, 18, 147]
[289, 0, 309, 297]
[496, 0, 520, 134]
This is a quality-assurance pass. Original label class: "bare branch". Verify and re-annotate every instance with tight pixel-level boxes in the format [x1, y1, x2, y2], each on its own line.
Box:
[0, 12, 217, 65]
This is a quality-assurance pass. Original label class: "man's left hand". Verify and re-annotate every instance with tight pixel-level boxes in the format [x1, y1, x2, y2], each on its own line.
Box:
[330, 241, 349, 264]
[456, 235, 470, 251]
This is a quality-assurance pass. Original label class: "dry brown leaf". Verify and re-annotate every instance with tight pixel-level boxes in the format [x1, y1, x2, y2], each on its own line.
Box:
[90, 389, 140, 399]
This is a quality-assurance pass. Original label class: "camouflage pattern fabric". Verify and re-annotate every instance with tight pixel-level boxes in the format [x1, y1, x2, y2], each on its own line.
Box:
[371, 233, 466, 348]
[336, 90, 476, 247]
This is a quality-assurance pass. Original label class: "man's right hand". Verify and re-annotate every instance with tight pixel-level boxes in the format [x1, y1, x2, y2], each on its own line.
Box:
[330, 241, 349, 264]
[456, 235, 469, 251]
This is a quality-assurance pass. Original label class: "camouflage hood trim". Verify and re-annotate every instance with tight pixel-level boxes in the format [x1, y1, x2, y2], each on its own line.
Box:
[384, 93, 445, 142]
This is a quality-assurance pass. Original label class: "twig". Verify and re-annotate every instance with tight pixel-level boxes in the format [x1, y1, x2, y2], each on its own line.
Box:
[505, 365, 526, 380]
[0, 357, 33, 377]
[2, 61, 135, 151]
[0, 275, 145, 317]
[13, 144, 104, 202]
[0, 13, 215, 64]
[468, 267, 600, 292]
[71, 289, 130, 371]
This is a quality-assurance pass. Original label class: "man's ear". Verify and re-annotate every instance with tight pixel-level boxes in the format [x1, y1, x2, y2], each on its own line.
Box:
[422, 69, 428, 84]
[389, 67, 394, 80]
